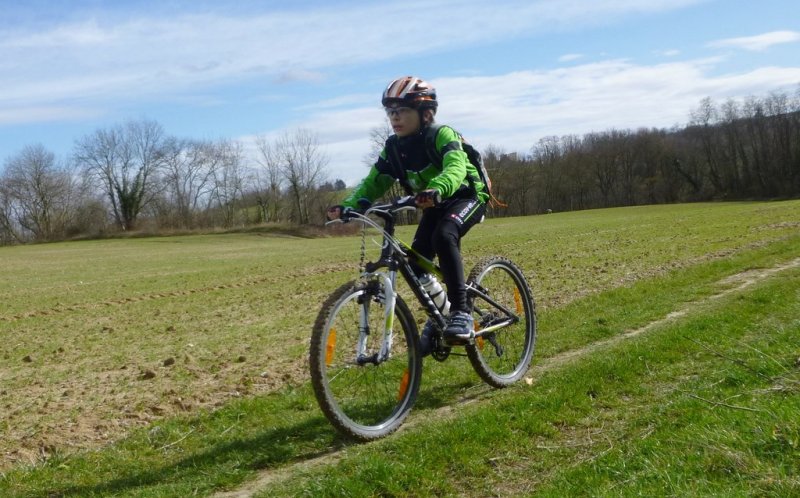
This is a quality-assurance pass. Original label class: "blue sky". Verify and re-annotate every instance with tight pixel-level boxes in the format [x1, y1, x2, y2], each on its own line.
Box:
[1, 0, 799, 184]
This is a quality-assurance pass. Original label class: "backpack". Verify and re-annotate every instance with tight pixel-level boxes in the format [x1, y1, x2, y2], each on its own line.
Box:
[423, 125, 506, 208]
[385, 125, 505, 208]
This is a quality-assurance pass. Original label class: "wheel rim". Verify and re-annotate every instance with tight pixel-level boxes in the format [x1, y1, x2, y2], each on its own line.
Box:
[321, 288, 417, 432]
[472, 264, 534, 381]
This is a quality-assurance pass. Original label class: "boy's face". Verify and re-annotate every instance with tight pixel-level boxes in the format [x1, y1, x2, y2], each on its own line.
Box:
[386, 106, 421, 137]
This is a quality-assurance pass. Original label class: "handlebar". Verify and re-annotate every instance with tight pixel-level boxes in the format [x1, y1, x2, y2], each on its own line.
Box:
[326, 196, 418, 226]
[326, 195, 419, 263]
[362, 196, 417, 217]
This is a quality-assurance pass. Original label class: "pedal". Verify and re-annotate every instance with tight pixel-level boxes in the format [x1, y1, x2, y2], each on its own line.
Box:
[444, 333, 475, 346]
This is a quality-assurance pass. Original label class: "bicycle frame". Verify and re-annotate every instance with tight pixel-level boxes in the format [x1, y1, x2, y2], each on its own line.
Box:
[334, 196, 521, 364]
[314, 200, 535, 439]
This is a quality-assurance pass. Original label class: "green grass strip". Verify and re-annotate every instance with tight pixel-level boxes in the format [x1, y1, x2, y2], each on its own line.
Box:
[263, 245, 800, 497]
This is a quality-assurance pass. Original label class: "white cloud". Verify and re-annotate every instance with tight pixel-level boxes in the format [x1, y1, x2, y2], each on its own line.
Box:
[304, 58, 800, 184]
[0, 106, 102, 126]
[0, 19, 112, 48]
[708, 30, 800, 51]
[0, 0, 709, 116]
[559, 53, 584, 62]
[446, 59, 800, 143]
[272, 69, 326, 84]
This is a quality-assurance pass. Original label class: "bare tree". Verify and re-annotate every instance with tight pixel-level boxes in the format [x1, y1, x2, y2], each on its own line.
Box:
[529, 137, 563, 214]
[208, 140, 249, 227]
[161, 138, 220, 228]
[0, 144, 79, 241]
[363, 124, 393, 166]
[586, 131, 620, 205]
[688, 97, 726, 192]
[73, 119, 167, 230]
[254, 135, 285, 223]
[274, 129, 329, 225]
[0, 186, 19, 244]
[763, 91, 795, 192]
[362, 123, 407, 203]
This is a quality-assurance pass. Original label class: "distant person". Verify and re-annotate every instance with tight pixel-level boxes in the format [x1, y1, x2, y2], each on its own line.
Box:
[327, 76, 489, 355]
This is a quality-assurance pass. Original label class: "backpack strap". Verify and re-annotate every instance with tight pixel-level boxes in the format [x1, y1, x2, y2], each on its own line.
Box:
[384, 135, 416, 196]
[424, 124, 444, 165]
[425, 124, 482, 194]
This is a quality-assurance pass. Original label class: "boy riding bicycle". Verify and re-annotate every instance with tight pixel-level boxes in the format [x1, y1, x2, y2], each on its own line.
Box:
[327, 76, 488, 354]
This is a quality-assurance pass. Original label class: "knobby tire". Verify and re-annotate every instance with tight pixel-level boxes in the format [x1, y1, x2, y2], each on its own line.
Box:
[310, 280, 422, 440]
[466, 256, 537, 387]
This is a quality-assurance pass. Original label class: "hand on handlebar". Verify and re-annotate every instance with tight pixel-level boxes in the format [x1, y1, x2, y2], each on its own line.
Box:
[326, 205, 344, 221]
[327, 199, 373, 222]
[415, 189, 441, 209]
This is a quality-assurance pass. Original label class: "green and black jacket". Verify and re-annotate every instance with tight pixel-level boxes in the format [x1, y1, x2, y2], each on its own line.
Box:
[343, 125, 489, 209]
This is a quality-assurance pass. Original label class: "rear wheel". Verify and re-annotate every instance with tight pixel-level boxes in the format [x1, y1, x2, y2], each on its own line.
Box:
[310, 279, 421, 440]
[466, 257, 536, 387]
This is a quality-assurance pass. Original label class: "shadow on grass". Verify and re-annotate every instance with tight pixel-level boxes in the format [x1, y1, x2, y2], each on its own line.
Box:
[43, 364, 488, 497]
[49, 410, 349, 497]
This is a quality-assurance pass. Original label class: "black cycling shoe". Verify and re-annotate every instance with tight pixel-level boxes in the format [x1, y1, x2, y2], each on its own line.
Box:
[443, 311, 474, 345]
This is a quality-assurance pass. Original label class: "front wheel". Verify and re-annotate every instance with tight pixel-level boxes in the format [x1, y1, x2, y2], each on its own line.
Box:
[466, 257, 537, 388]
[310, 279, 422, 440]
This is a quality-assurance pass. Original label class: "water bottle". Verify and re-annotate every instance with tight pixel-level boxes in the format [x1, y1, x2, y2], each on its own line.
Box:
[419, 274, 450, 315]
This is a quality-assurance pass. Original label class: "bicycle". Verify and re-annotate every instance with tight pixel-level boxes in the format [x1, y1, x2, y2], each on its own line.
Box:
[309, 196, 536, 440]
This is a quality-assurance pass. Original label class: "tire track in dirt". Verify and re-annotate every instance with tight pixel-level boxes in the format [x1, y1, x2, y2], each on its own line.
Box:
[0, 278, 273, 322]
[213, 257, 800, 498]
[532, 257, 800, 372]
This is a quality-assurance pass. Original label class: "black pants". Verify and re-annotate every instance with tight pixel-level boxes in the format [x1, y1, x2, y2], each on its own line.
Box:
[411, 195, 486, 313]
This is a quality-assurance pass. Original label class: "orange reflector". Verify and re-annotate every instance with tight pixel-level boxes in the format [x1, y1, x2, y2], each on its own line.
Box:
[514, 288, 523, 314]
[326, 328, 337, 366]
[475, 322, 484, 350]
[397, 368, 410, 401]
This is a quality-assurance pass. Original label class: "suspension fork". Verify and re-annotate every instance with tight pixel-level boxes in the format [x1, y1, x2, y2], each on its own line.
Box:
[356, 270, 398, 365]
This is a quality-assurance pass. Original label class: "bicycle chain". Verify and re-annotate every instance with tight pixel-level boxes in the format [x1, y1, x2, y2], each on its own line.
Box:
[359, 222, 367, 275]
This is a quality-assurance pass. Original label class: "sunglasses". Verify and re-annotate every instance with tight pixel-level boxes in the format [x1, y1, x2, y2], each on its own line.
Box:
[384, 106, 414, 117]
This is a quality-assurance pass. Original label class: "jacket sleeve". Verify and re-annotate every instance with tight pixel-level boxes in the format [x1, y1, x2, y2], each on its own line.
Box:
[425, 126, 470, 199]
[341, 150, 396, 209]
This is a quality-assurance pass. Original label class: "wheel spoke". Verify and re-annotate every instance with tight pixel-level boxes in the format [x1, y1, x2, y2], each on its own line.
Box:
[310, 281, 421, 440]
[466, 258, 537, 388]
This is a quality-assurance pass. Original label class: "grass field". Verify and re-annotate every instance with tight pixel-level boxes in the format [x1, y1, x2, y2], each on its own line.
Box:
[1, 200, 798, 496]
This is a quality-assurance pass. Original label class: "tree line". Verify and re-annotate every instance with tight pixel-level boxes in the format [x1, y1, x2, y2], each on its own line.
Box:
[1, 88, 799, 244]
[0, 121, 340, 244]
[485, 89, 800, 217]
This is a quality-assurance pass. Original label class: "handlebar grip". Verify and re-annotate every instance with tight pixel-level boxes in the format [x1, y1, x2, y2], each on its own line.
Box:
[340, 206, 357, 221]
